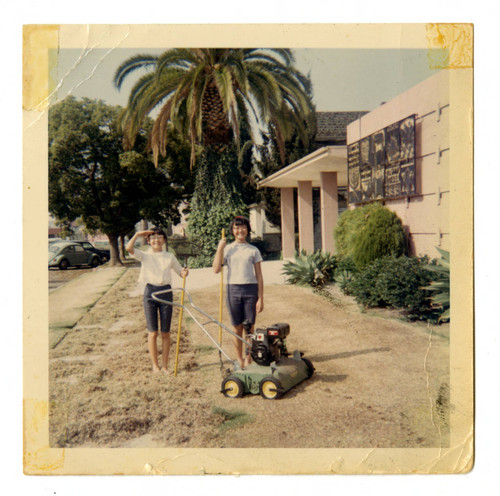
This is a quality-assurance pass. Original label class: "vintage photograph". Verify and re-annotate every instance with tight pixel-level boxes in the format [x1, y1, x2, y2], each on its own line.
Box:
[23, 23, 473, 476]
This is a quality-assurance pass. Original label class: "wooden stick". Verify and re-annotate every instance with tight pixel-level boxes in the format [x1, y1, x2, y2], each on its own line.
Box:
[174, 272, 187, 377]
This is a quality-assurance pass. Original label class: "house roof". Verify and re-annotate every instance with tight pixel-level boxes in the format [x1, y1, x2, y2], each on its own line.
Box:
[315, 111, 369, 142]
[258, 146, 348, 189]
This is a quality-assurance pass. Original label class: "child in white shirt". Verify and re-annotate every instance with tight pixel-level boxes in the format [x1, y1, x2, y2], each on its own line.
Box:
[126, 227, 188, 374]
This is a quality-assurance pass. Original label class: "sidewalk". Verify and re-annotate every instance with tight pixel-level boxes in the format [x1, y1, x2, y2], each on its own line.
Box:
[170, 259, 288, 290]
[49, 266, 127, 347]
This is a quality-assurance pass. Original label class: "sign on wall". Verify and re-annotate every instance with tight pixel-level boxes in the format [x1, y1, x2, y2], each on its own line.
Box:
[348, 115, 416, 204]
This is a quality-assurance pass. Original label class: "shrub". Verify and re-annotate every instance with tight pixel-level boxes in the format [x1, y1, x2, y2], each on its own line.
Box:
[348, 255, 438, 321]
[334, 203, 408, 270]
[422, 248, 450, 322]
[334, 256, 358, 295]
[282, 250, 337, 288]
[334, 202, 382, 258]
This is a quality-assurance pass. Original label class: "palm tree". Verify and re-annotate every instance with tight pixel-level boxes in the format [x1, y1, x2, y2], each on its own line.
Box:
[113, 48, 314, 167]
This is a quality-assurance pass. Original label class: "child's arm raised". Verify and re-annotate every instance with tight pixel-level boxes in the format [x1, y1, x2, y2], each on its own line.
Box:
[126, 231, 152, 255]
[212, 237, 226, 274]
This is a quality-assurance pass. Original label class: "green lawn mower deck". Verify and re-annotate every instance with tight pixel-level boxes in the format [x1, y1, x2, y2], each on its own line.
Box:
[221, 350, 315, 400]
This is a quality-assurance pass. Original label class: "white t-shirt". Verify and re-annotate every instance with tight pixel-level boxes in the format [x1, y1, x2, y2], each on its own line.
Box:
[132, 249, 183, 287]
[224, 242, 263, 284]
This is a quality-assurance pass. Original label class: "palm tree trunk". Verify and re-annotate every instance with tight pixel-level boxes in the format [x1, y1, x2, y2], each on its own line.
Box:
[202, 80, 231, 147]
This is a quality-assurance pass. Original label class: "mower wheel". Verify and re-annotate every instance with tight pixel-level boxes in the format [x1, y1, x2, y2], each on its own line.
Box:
[302, 357, 315, 377]
[221, 376, 244, 398]
[259, 377, 282, 400]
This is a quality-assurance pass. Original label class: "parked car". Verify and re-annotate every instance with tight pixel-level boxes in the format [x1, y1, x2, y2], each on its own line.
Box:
[73, 241, 110, 264]
[48, 241, 101, 270]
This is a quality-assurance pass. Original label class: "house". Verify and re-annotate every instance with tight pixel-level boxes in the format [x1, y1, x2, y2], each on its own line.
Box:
[259, 71, 455, 259]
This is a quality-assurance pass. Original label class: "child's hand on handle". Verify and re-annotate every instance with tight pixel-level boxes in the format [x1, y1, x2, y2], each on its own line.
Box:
[217, 237, 227, 251]
[181, 267, 189, 278]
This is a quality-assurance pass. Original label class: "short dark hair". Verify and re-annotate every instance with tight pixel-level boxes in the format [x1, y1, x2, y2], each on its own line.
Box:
[147, 227, 167, 247]
[229, 216, 251, 235]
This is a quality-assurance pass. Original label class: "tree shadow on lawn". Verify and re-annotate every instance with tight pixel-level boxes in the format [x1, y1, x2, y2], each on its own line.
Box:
[308, 347, 391, 363]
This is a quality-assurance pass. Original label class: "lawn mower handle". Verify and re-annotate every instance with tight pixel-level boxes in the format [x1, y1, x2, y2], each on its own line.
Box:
[151, 287, 249, 361]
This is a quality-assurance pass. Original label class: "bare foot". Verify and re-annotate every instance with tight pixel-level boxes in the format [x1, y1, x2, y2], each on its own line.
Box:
[161, 368, 170, 375]
[152, 366, 161, 374]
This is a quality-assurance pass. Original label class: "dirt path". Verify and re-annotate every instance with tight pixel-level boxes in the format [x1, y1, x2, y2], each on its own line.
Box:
[49, 267, 449, 449]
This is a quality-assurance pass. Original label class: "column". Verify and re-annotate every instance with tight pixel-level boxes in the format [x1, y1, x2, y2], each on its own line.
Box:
[297, 181, 314, 253]
[280, 187, 295, 259]
[320, 171, 338, 253]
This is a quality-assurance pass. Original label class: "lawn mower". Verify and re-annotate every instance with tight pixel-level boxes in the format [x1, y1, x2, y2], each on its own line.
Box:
[152, 288, 314, 400]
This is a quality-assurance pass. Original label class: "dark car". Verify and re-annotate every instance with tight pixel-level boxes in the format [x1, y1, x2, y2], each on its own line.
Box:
[49, 242, 101, 270]
[73, 241, 110, 264]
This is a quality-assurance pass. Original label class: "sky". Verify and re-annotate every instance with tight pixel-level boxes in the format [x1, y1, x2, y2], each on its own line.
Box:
[52, 47, 442, 113]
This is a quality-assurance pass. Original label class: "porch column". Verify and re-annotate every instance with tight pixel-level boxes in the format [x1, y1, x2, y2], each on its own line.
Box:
[297, 181, 314, 253]
[320, 171, 338, 253]
[280, 187, 295, 259]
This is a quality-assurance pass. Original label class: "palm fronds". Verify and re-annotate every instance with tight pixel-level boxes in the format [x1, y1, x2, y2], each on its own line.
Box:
[282, 250, 337, 288]
[113, 48, 314, 167]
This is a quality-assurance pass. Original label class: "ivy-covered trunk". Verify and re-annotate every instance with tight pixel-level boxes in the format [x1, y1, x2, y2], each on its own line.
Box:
[187, 146, 247, 267]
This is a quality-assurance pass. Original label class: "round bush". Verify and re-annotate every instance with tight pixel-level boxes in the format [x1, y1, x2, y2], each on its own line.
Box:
[352, 206, 408, 269]
[334, 202, 381, 258]
[334, 202, 408, 270]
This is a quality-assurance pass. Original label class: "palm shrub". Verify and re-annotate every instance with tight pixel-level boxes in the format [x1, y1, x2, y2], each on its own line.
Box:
[348, 255, 438, 321]
[334, 256, 358, 295]
[282, 250, 337, 288]
[422, 248, 450, 322]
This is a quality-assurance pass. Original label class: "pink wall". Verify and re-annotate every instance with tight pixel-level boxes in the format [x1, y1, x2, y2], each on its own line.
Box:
[347, 71, 450, 258]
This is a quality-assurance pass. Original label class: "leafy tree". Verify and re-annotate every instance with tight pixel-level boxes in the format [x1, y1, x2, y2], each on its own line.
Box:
[49, 97, 183, 265]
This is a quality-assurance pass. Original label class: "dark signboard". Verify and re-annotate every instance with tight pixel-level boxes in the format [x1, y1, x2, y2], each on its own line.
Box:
[348, 115, 416, 204]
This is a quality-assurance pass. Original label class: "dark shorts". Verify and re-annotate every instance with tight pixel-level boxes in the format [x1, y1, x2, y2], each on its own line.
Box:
[226, 284, 258, 327]
[143, 283, 173, 333]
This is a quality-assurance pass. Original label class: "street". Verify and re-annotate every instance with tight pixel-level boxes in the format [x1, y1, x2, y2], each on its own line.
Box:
[49, 266, 95, 291]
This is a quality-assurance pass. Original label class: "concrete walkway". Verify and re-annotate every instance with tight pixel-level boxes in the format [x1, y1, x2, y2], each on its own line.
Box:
[171, 259, 288, 290]
[49, 267, 126, 347]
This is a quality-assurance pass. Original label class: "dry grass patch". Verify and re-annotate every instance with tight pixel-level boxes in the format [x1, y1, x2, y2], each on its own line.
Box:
[49, 269, 449, 449]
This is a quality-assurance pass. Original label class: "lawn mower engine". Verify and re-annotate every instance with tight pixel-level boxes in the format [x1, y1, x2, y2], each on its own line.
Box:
[249, 323, 290, 366]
